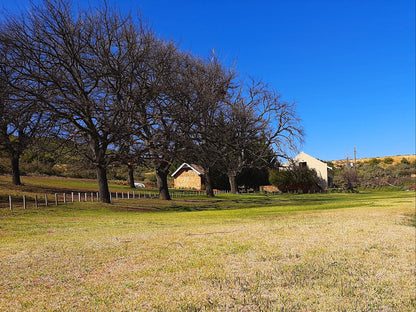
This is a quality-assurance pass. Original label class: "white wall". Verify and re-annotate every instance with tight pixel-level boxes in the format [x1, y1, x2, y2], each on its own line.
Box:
[290, 152, 331, 188]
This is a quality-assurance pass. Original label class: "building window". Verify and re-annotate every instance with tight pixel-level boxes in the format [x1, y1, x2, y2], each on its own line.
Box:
[299, 162, 307, 168]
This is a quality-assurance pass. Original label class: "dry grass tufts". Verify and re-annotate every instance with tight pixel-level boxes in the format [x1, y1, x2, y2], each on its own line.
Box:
[0, 192, 414, 311]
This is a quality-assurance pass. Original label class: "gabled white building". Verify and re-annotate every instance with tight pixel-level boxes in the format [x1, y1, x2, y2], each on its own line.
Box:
[283, 152, 334, 189]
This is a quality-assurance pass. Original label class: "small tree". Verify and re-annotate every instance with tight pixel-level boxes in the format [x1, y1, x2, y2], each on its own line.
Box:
[333, 165, 360, 192]
[340, 169, 359, 192]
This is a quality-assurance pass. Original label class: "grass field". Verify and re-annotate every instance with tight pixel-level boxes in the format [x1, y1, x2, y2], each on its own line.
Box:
[0, 175, 134, 194]
[0, 188, 415, 311]
[0, 175, 153, 206]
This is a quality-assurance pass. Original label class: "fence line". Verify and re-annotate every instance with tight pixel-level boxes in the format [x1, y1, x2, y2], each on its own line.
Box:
[1, 189, 208, 211]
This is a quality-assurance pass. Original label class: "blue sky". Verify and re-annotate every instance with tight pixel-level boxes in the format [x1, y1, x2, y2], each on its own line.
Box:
[1, 0, 415, 161]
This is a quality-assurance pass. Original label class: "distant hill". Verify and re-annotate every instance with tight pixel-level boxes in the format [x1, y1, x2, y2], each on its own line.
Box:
[331, 154, 415, 167]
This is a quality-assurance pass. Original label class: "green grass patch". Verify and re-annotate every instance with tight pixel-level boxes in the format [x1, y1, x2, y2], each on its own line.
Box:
[0, 175, 138, 198]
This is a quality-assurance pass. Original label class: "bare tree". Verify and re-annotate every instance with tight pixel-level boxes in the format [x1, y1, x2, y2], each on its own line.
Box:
[0, 31, 52, 185]
[182, 55, 235, 197]
[129, 40, 192, 200]
[339, 168, 360, 192]
[219, 82, 266, 194]
[114, 135, 147, 188]
[2, 0, 156, 202]
[222, 80, 303, 193]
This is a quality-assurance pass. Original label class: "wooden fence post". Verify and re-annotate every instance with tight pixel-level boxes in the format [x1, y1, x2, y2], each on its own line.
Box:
[71, 192, 74, 203]
[9, 195, 12, 210]
[35, 195, 38, 208]
[63, 193, 66, 204]
[23, 195, 26, 210]
[91, 192, 94, 202]
[127, 191, 130, 199]
[55, 193, 58, 206]
[45, 194, 48, 207]
[85, 193, 87, 202]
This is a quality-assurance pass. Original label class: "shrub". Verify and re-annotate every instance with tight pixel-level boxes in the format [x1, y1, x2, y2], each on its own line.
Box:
[383, 157, 394, 164]
[368, 158, 381, 166]
[400, 157, 410, 165]
[270, 164, 324, 193]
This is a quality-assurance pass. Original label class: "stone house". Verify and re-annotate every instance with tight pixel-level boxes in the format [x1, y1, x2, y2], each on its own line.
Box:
[171, 163, 205, 190]
[259, 185, 280, 193]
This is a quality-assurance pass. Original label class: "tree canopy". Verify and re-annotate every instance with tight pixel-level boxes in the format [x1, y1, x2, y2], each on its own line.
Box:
[0, 0, 303, 200]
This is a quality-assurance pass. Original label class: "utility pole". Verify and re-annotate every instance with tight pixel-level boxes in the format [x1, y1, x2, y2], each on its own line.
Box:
[354, 147, 357, 166]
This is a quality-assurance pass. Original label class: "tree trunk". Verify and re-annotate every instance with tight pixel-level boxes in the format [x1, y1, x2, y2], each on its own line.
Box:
[97, 165, 111, 203]
[205, 168, 215, 197]
[156, 165, 171, 200]
[228, 173, 238, 194]
[127, 164, 136, 188]
[11, 154, 22, 185]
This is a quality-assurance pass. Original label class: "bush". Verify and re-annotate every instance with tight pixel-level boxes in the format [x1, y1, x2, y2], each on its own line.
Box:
[401, 157, 410, 165]
[368, 158, 381, 166]
[333, 157, 416, 190]
[383, 157, 394, 164]
[270, 164, 324, 193]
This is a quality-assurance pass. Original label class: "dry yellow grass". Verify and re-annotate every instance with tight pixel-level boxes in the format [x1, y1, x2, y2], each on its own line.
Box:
[333, 154, 415, 166]
[0, 193, 414, 311]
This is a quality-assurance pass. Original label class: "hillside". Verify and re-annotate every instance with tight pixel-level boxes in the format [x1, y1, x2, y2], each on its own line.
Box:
[331, 154, 415, 167]
[328, 154, 415, 190]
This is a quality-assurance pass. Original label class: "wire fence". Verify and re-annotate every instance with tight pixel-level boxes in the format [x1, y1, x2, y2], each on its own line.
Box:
[0, 189, 208, 211]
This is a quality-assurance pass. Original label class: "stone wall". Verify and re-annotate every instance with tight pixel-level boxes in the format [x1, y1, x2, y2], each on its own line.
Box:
[260, 185, 280, 193]
[174, 169, 202, 190]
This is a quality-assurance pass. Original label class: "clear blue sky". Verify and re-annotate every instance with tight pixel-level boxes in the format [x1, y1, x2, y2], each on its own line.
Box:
[1, 0, 415, 161]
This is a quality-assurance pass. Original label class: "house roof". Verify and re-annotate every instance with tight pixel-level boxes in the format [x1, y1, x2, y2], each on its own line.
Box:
[171, 163, 205, 178]
[283, 152, 332, 170]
